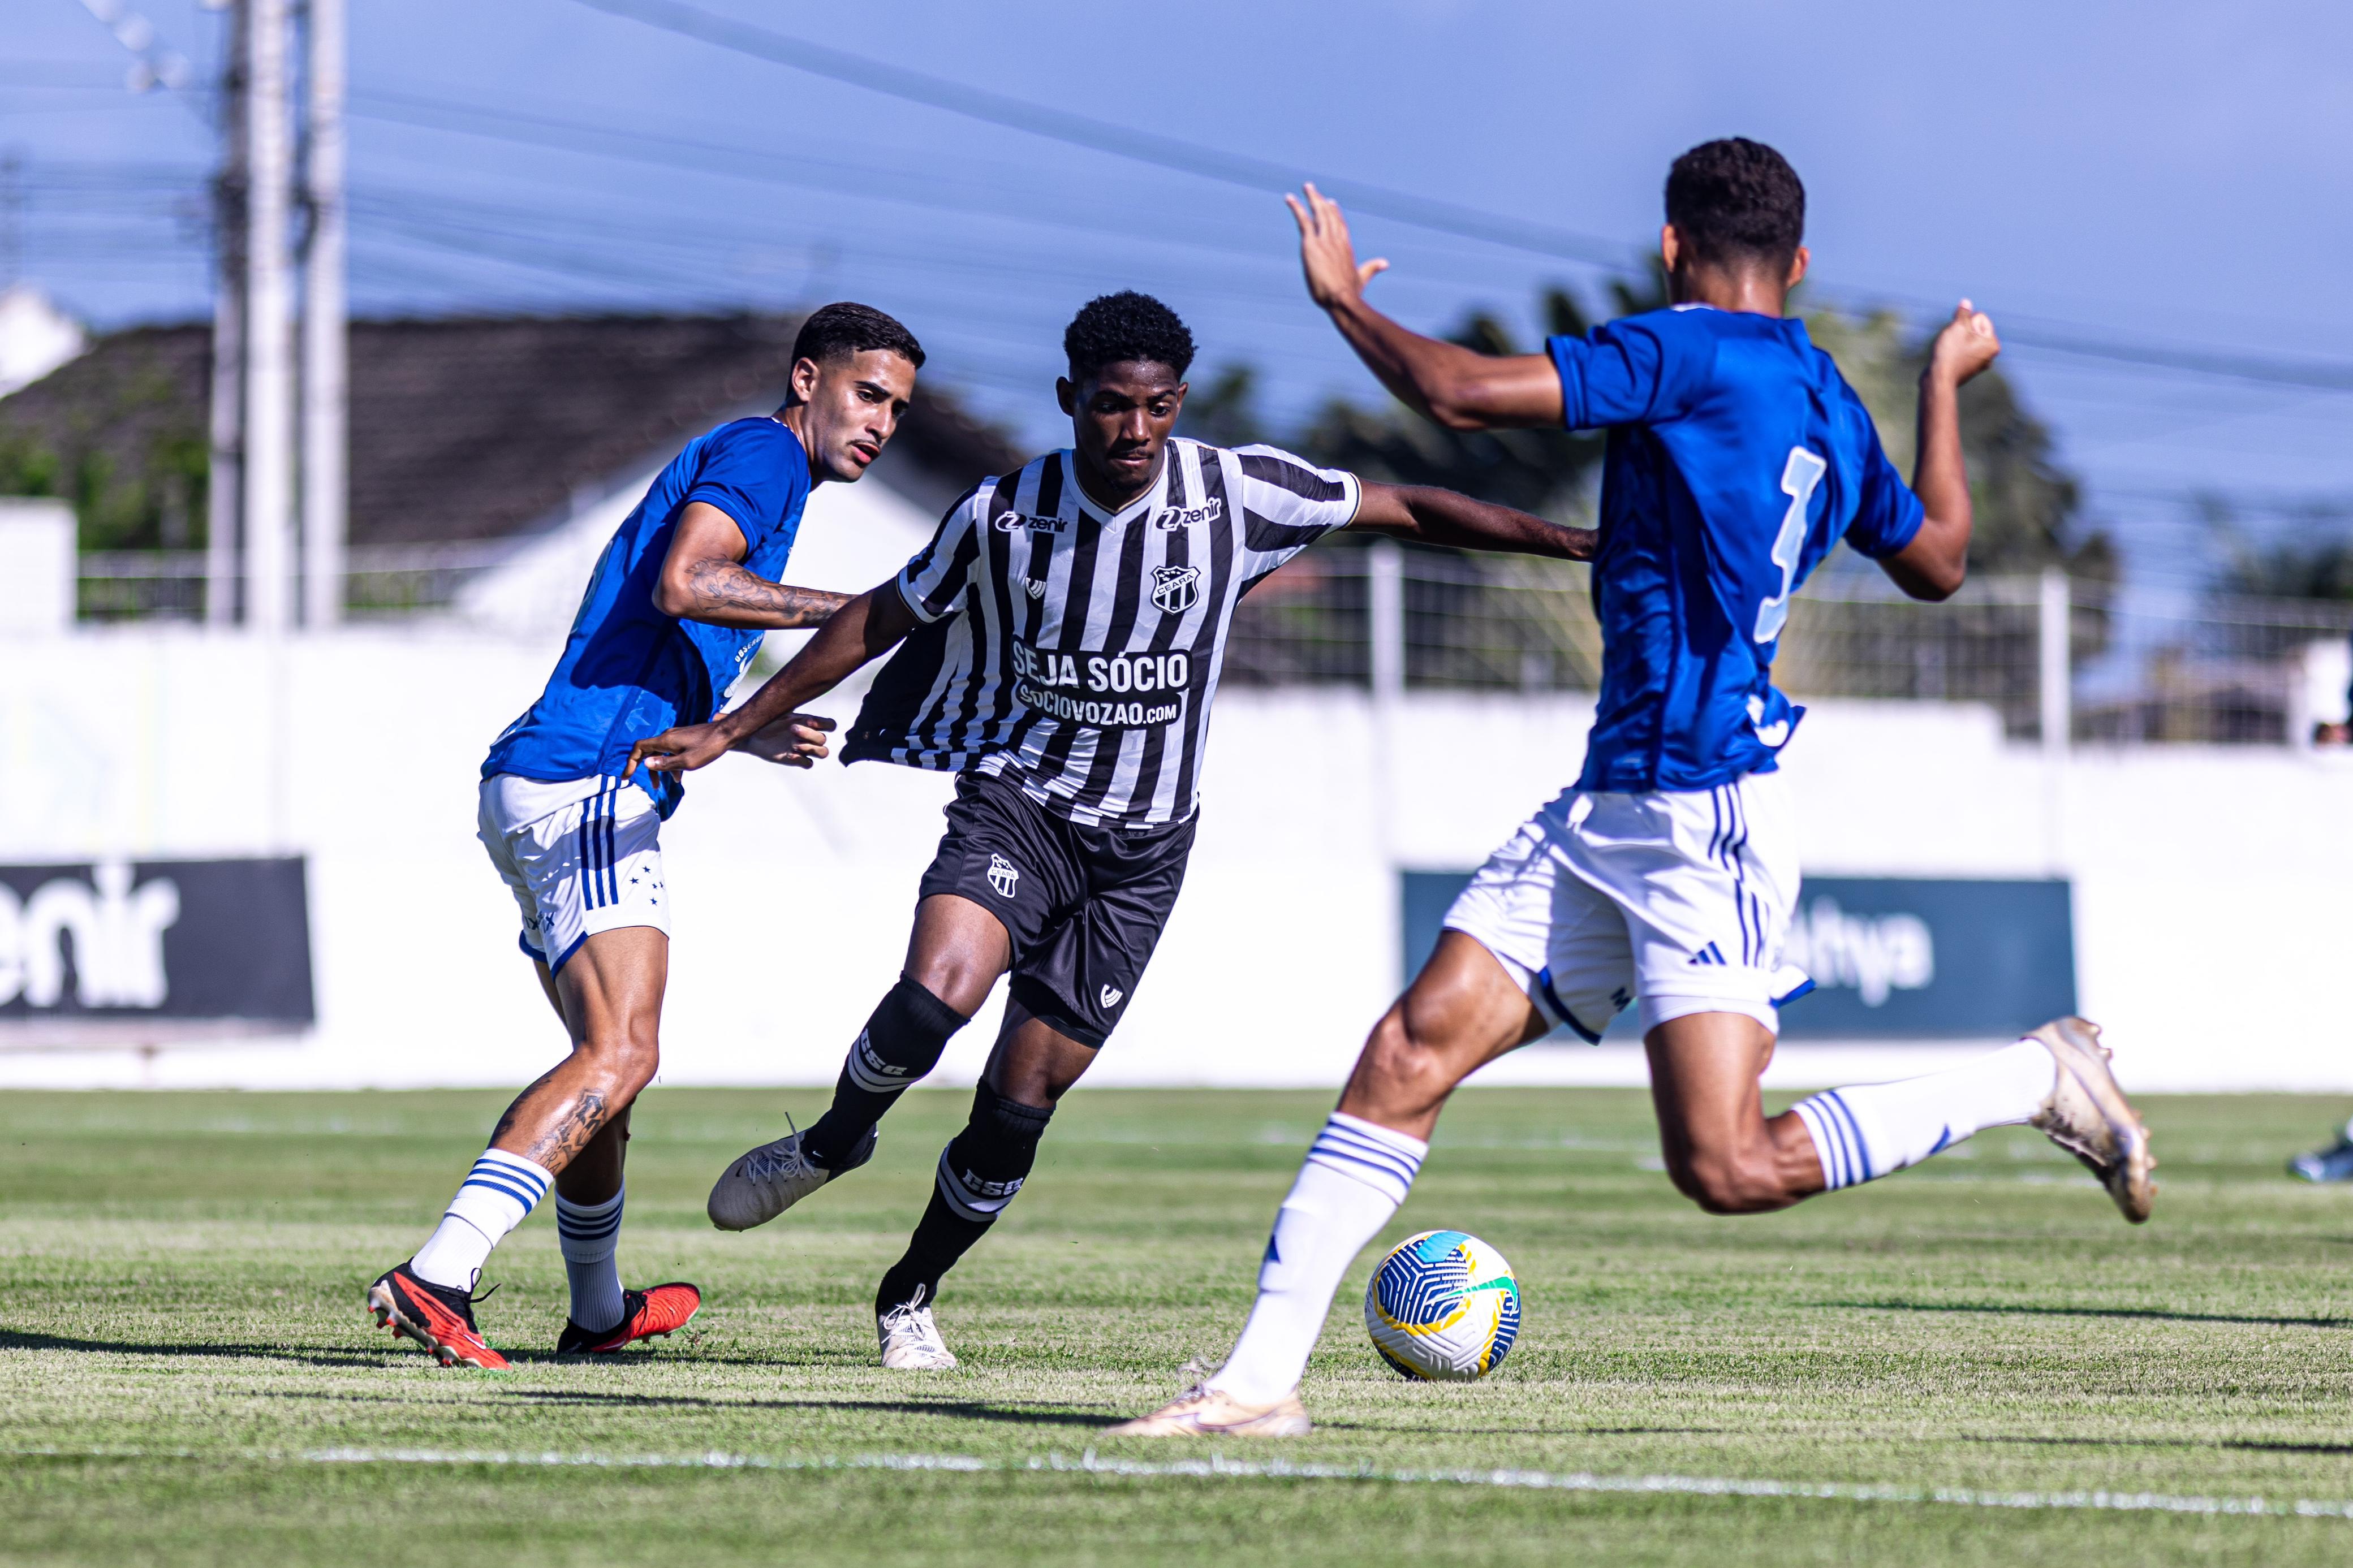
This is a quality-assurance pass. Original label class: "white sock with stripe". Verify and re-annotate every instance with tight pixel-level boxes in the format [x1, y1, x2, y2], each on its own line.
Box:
[1208, 1112, 1428, 1407]
[555, 1186, 626, 1334]
[410, 1148, 553, 1290]
[1791, 1039, 2056, 1190]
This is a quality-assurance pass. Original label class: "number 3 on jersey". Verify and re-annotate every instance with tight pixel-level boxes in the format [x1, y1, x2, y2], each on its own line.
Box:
[1753, 446, 1828, 645]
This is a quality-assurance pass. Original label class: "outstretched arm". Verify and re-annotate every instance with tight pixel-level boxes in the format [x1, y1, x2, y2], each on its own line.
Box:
[1350, 482, 1594, 560]
[626, 578, 921, 777]
[1878, 302, 2002, 602]
[652, 501, 852, 629]
[1290, 184, 1562, 431]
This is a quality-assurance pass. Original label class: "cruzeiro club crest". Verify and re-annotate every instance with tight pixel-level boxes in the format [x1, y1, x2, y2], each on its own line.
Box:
[1150, 564, 1201, 616]
[986, 854, 1020, 899]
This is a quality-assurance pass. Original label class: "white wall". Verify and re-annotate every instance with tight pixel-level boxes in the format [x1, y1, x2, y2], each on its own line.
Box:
[2, 610, 2348, 1093]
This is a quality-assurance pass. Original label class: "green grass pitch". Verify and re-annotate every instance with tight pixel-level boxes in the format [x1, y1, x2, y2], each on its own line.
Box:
[6, 1085, 2353, 1566]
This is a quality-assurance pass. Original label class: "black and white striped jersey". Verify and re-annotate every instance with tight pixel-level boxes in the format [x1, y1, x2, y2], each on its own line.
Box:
[841, 438, 1361, 828]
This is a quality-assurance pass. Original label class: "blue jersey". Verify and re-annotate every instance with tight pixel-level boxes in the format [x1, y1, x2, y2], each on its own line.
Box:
[482, 417, 813, 817]
[1550, 305, 1924, 792]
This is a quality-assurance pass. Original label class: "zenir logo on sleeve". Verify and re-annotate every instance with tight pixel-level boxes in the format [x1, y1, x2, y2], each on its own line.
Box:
[993, 511, 1070, 535]
[1150, 564, 1201, 615]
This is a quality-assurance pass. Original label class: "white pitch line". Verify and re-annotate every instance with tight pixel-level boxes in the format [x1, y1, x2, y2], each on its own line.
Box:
[11, 1444, 2353, 1522]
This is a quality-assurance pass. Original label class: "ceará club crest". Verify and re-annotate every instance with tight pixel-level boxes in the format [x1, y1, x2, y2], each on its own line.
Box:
[1150, 564, 1200, 616]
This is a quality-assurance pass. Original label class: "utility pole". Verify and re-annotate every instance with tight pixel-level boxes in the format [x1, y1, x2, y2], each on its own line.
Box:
[299, 0, 346, 628]
[203, 0, 246, 626]
[242, 0, 294, 634]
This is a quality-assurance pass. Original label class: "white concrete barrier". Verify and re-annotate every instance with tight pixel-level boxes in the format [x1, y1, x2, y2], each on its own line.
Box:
[0, 621, 2348, 1092]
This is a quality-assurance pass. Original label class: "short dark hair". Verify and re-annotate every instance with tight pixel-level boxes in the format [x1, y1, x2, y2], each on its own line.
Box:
[1062, 291, 1195, 382]
[792, 301, 925, 371]
[1665, 138, 1805, 271]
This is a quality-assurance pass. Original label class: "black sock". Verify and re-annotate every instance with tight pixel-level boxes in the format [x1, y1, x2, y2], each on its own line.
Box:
[875, 1083, 1053, 1312]
[803, 977, 969, 1169]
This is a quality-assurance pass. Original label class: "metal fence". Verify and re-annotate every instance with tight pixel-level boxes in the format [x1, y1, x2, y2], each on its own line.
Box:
[77, 542, 519, 623]
[74, 541, 2353, 746]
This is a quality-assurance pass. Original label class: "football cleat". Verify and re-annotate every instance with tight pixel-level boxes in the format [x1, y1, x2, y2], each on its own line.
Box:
[2289, 1120, 2353, 1183]
[877, 1299, 959, 1370]
[555, 1282, 703, 1355]
[1104, 1384, 1313, 1438]
[367, 1262, 510, 1370]
[707, 1122, 876, 1232]
[2027, 1016, 2157, 1224]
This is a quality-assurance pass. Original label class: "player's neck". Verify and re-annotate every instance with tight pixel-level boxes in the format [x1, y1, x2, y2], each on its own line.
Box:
[1072, 450, 1164, 515]
[773, 403, 826, 485]
[1670, 265, 1789, 318]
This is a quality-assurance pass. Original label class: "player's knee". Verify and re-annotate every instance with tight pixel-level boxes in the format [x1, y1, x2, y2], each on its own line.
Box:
[573, 1023, 660, 1094]
[1668, 1144, 1790, 1215]
[1359, 1009, 1459, 1109]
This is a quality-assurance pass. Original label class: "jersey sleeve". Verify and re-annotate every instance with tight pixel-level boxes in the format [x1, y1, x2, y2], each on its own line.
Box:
[894, 484, 988, 623]
[682, 421, 806, 545]
[1230, 445, 1361, 578]
[1546, 316, 1700, 431]
[1838, 399, 1926, 559]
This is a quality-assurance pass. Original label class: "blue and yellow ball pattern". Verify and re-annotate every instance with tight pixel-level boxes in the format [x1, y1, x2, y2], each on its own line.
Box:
[1363, 1229, 1521, 1381]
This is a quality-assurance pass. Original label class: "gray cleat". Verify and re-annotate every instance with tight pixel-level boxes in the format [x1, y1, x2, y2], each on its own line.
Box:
[706, 1123, 876, 1232]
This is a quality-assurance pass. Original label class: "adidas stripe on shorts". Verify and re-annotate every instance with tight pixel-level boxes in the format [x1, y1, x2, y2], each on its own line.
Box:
[478, 774, 669, 974]
[1441, 771, 1804, 1040]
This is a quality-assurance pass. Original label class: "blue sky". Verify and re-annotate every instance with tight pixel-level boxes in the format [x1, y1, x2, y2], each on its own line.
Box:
[12, 0, 2353, 581]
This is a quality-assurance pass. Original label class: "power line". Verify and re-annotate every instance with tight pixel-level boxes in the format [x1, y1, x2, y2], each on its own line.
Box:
[566, 0, 2353, 399]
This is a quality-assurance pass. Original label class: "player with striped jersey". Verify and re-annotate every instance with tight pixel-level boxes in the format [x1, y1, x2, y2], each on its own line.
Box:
[627, 291, 1592, 1369]
[1115, 140, 2156, 1437]
[364, 304, 921, 1370]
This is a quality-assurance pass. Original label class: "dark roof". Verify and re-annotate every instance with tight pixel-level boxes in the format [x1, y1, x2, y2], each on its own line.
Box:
[0, 312, 1020, 548]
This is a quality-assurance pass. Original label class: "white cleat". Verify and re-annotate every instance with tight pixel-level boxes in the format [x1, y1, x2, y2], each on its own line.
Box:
[1104, 1384, 1312, 1438]
[706, 1124, 876, 1232]
[2027, 1015, 2157, 1224]
[877, 1300, 959, 1370]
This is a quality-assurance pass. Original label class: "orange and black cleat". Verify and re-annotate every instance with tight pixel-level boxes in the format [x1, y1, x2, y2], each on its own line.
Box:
[367, 1262, 511, 1370]
[557, 1282, 702, 1355]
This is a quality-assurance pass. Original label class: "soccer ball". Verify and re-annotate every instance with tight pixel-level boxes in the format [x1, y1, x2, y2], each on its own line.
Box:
[1364, 1229, 1521, 1381]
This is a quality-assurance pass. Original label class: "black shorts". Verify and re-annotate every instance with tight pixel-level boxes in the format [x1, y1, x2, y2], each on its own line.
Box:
[916, 770, 1196, 1048]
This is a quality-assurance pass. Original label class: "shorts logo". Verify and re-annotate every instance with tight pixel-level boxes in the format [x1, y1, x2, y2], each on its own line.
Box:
[1150, 564, 1201, 616]
[986, 854, 1020, 899]
[1098, 984, 1123, 1009]
[1688, 941, 1729, 966]
[1154, 498, 1222, 532]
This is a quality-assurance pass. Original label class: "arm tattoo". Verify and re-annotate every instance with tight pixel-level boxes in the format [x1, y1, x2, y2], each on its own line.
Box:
[683, 559, 850, 628]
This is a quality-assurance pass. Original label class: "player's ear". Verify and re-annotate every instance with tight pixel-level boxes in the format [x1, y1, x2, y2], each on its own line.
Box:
[1785, 245, 1811, 292]
[790, 355, 820, 405]
[1055, 377, 1077, 416]
[1658, 223, 1682, 276]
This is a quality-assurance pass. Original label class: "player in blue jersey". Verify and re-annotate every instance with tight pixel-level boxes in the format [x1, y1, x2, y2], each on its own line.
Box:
[365, 303, 923, 1370]
[1115, 140, 2157, 1437]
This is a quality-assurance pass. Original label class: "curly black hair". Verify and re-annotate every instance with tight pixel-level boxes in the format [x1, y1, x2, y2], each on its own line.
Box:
[1062, 291, 1195, 382]
[792, 301, 925, 370]
[1665, 138, 1805, 271]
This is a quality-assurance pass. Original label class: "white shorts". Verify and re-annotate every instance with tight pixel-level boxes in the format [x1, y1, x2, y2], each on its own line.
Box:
[1442, 772, 1807, 1040]
[478, 774, 669, 974]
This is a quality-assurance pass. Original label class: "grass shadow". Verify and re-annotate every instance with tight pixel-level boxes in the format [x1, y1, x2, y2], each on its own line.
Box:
[505, 1389, 1117, 1428]
[1827, 1299, 2349, 1329]
[0, 1328, 394, 1371]
[1969, 1433, 2353, 1457]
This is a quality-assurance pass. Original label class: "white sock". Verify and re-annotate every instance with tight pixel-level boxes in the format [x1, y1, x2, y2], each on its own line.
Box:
[1791, 1038, 2055, 1190]
[1208, 1112, 1428, 1406]
[555, 1186, 626, 1333]
[410, 1148, 553, 1290]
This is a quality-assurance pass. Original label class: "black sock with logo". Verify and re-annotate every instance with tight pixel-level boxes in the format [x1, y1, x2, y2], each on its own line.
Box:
[876, 1083, 1054, 1312]
[802, 977, 969, 1169]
